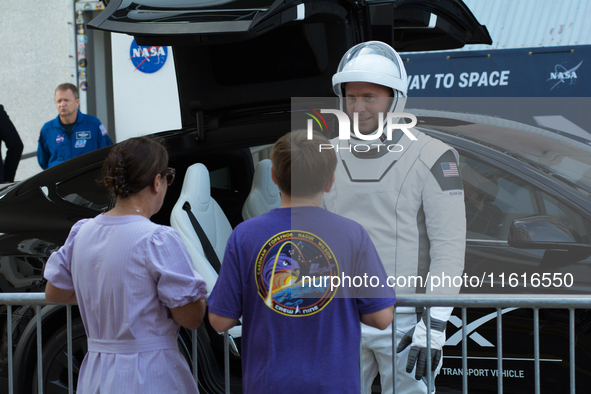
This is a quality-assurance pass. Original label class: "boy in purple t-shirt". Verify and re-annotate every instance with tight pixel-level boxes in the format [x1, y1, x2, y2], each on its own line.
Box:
[208, 130, 395, 394]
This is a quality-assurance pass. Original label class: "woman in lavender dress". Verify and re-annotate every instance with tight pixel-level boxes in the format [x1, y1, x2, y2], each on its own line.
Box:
[44, 137, 207, 393]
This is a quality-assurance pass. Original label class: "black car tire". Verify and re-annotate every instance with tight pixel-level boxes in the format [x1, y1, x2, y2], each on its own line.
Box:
[32, 318, 87, 394]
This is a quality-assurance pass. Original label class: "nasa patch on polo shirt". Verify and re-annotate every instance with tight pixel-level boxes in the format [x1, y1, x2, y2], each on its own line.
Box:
[75, 139, 87, 148]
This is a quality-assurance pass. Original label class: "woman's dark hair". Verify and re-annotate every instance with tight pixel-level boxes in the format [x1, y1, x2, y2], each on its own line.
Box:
[101, 137, 168, 198]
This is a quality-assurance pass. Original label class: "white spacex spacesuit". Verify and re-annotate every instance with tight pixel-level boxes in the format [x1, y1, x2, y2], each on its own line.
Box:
[322, 42, 466, 394]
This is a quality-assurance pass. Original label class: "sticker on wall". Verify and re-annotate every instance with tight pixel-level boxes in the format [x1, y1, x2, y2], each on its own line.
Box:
[78, 44, 86, 57]
[76, 11, 84, 24]
[76, 24, 85, 35]
[129, 39, 168, 74]
[78, 68, 86, 80]
[77, 35, 88, 44]
[80, 81, 88, 91]
[83, 2, 104, 11]
[78, 58, 87, 68]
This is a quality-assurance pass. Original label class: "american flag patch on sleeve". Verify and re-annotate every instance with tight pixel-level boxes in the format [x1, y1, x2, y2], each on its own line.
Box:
[441, 162, 459, 177]
[99, 124, 108, 136]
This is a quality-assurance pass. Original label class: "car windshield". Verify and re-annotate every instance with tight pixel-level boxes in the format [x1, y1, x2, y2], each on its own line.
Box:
[413, 110, 591, 195]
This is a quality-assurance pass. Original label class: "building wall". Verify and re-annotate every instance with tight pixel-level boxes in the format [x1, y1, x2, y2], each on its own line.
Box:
[462, 0, 591, 50]
[0, 0, 74, 181]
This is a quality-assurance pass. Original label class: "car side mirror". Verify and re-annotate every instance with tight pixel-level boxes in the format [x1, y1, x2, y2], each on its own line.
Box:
[508, 215, 591, 266]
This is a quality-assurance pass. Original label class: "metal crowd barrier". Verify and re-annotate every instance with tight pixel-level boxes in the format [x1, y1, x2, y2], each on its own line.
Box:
[390, 294, 590, 394]
[0, 293, 200, 394]
[218, 294, 590, 394]
[3, 294, 590, 394]
[0, 293, 59, 394]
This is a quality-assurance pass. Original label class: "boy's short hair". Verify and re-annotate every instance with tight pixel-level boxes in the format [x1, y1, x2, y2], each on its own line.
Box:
[271, 130, 336, 197]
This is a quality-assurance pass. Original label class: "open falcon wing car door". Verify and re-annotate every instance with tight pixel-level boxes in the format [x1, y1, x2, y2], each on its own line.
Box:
[89, 0, 490, 49]
[88, 0, 361, 130]
[88, 0, 362, 46]
[367, 0, 492, 52]
[88, 0, 490, 130]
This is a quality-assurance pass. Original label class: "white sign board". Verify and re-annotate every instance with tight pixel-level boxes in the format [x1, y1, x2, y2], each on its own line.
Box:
[111, 33, 181, 142]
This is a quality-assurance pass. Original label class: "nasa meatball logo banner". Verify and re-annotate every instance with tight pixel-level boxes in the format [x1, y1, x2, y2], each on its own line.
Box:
[255, 230, 339, 317]
[547, 60, 583, 91]
[129, 39, 168, 74]
[403, 45, 590, 97]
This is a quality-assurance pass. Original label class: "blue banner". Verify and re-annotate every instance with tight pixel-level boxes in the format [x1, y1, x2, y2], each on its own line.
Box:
[403, 45, 590, 97]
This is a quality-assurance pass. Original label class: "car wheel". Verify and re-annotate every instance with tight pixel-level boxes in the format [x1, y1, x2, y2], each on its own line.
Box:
[32, 318, 87, 394]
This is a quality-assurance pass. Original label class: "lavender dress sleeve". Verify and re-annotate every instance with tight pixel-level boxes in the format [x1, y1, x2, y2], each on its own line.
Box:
[43, 219, 90, 291]
[145, 226, 208, 309]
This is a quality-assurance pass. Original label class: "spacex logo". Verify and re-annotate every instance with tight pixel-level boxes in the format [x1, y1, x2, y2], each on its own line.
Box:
[446, 308, 518, 347]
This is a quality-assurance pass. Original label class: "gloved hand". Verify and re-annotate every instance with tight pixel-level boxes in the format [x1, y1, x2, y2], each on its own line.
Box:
[396, 312, 446, 380]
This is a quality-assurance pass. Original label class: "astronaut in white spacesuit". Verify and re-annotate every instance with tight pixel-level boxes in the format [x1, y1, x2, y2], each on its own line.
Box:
[322, 41, 466, 393]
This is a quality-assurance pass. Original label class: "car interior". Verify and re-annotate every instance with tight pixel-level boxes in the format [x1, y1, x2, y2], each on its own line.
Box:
[167, 145, 279, 357]
[241, 159, 281, 221]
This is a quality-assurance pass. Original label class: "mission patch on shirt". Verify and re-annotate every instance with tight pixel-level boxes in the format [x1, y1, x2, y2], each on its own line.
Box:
[255, 230, 339, 316]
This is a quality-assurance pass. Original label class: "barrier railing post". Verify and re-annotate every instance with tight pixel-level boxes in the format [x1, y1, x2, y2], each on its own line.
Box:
[392, 311, 397, 394]
[496, 308, 503, 394]
[461, 307, 467, 394]
[533, 308, 540, 394]
[67, 304, 73, 394]
[359, 322, 363, 394]
[192, 329, 199, 385]
[36, 305, 43, 394]
[569, 308, 575, 394]
[7, 305, 13, 394]
[224, 331, 230, 394]
[426, 307, 432, 392]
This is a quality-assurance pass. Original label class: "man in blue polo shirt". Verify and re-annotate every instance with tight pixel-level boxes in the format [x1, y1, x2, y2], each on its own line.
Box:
[37, 83, 113, 170]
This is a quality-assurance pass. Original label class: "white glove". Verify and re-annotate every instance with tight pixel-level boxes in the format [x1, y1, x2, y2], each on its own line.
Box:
[396, 311, 446, 380]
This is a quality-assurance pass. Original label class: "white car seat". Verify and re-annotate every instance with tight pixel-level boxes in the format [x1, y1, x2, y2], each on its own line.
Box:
[171, 163, 244, 341]
[170, 163, 233, 294]
[241, 159, 280, 220]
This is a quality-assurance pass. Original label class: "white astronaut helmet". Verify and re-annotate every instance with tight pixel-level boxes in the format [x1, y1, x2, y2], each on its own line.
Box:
[332, 41, 409, 140]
